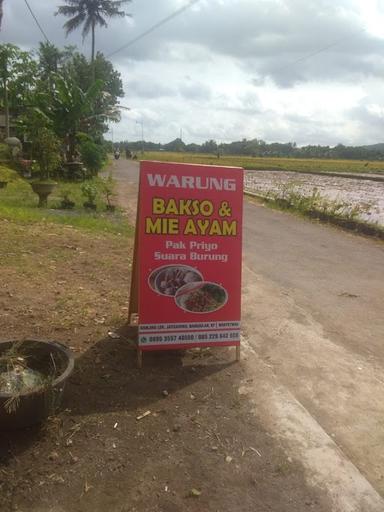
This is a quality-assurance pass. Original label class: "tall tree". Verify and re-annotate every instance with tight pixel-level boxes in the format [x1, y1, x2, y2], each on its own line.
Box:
[36, 42, 75, 93]
[38, 42, 65, 79]
[0, 44, 37, 137]
[56, 0, 131, 63]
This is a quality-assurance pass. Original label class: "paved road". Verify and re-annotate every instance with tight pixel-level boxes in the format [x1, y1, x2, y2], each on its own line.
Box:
[111, 158, 384, 507]
[241, 198, 384, 497]
[243, 199, 384, 361]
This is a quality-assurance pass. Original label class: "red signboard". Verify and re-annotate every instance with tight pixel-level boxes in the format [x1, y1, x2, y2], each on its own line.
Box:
[137, 160, 243, 351]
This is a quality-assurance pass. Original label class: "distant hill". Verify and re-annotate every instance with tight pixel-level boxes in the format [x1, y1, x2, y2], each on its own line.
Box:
[360, 143, 384, 152]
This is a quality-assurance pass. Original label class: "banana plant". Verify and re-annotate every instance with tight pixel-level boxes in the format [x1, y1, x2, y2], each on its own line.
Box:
[47, 74, 104, 161]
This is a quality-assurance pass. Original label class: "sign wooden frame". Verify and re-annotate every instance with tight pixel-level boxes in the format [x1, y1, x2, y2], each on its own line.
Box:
[128, 161, 243, 368]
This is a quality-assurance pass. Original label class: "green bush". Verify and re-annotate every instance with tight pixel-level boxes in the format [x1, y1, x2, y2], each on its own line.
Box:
[31, 127, 61, 181]
[81, 181, 99, 209]
[58, 185, 76, 209]
[80, 140, 105, 176]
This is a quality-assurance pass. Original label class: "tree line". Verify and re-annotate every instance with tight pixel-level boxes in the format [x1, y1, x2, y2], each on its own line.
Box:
[0, 0, 131, 180]
[120, 137, 384, 161]
[0, 41, 125, 178]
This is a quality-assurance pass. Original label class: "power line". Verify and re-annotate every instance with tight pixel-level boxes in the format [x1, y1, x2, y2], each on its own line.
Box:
[261, 27, 366, 80]
[23, 0, 50, 43]
[107, 0, 200, 58]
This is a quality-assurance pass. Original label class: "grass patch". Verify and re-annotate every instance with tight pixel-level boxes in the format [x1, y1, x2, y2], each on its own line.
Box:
[0, 203, 132, 235]
[0, 167, 132, 236]
[141, 151, 384, 175]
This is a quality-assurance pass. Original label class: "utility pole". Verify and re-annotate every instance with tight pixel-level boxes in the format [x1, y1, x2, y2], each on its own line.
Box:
[0, 47, 10, 138]
[136, 120, 144, 153]
[4, 75, 9, 138]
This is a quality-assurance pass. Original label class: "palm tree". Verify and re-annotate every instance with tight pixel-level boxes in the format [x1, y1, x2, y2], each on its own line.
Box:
[56, 0, 131, 63]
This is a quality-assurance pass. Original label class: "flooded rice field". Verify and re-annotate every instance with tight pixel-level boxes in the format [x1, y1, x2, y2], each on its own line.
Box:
[245, 170, 384, 226]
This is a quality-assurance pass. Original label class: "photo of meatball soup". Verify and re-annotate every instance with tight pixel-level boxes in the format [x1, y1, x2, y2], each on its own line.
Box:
[149, 265, 203, 296]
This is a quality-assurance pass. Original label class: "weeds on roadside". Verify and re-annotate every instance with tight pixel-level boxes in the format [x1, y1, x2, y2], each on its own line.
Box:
[264, 182, 374, 221]
[97, 174, 117, 211]
[256, 182, 383, 238]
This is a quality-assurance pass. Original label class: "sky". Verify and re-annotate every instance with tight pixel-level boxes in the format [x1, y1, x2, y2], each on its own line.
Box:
[2, 0, 384, 146]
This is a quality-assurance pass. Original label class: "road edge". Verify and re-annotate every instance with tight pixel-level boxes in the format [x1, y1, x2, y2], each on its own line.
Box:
[239, 336, 384, 512]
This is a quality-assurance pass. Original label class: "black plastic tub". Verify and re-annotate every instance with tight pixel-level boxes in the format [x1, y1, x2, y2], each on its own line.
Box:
[0, 340, 74, 430]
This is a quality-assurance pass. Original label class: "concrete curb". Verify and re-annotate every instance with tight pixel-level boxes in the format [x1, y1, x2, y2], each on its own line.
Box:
[240, 333, 384, 509]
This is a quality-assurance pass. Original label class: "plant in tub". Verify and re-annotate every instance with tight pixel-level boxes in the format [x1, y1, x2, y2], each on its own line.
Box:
[0, 340, 74, 429]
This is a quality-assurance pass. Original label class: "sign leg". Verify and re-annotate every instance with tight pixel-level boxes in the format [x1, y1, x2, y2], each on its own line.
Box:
[137, 348, 143, 368]
[236, 344, 241, 362]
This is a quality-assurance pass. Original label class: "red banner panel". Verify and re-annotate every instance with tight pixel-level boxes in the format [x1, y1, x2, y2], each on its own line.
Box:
[137, 161, 243, 351]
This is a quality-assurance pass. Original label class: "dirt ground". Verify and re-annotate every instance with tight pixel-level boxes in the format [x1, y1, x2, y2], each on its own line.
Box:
[0, 211, 330, 511]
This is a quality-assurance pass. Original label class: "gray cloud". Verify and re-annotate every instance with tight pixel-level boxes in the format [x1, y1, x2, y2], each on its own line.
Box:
[131, 0, 384, 86]
[178, 79, 211, 100]
[3, 0, 384, 86]
[124, 78, 175, 99]
[248, 32, 384, 87]
[347, 100, 384, 144]
[2, 0, 384, 146]
[2, 2, 381, 72]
